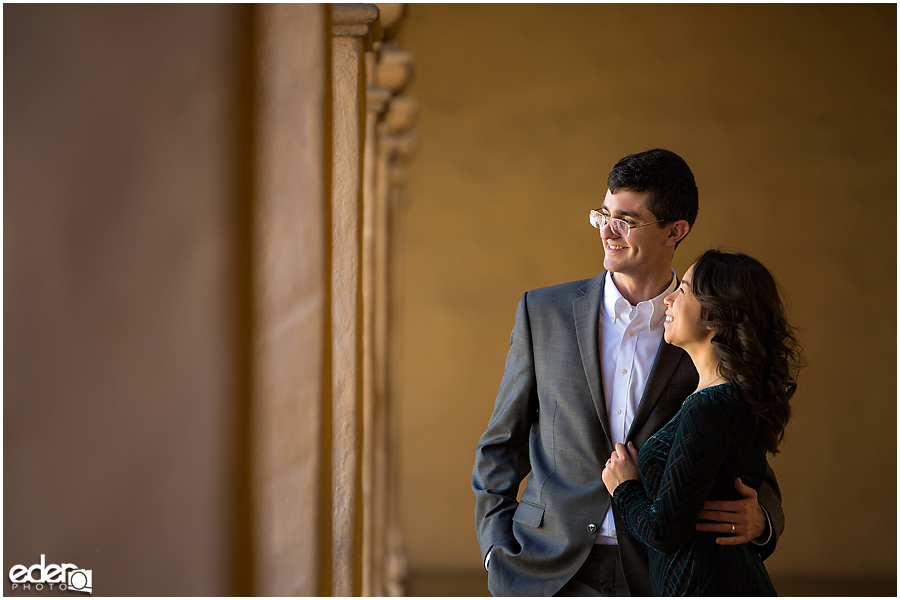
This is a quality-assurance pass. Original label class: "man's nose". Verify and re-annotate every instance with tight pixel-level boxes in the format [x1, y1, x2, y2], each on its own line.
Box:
[599, 220, 616, 237]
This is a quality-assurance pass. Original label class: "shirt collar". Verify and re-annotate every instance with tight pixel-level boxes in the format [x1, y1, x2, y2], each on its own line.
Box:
[604, 271, 677, 330]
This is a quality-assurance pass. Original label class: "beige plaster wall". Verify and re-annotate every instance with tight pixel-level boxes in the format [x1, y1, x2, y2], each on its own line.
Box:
[393, 3, 896, 580]
[4, 5, 250, 595]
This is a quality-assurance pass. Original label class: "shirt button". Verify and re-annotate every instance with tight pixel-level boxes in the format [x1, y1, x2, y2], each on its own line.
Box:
[628, 331, 634, 337]
[615, 409, 622, 416]
[587, 524, 597, 533]
[620, 368, 627, 375]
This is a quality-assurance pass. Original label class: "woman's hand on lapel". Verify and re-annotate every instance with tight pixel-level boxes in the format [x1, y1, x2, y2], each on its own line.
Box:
[602, 442, 640, 495]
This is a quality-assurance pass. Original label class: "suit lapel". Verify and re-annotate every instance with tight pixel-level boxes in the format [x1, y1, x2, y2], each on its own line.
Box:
[573, 272, 613, 445]
[628, 339, 682, 438]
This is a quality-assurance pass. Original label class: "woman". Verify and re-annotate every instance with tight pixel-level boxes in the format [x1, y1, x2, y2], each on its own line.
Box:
[602, 249, 803, 596]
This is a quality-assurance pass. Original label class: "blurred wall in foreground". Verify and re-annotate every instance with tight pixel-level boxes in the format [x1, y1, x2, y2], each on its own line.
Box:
[4, 3, 415, 596]
[4, 4, 250, 595]
[392, 3, 896, 591]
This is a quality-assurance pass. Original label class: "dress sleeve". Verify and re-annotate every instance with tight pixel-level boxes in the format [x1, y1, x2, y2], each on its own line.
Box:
[612, 390, 729, 553]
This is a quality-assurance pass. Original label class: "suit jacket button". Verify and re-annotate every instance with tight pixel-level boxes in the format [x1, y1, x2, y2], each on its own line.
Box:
[587, 524, 597, 533]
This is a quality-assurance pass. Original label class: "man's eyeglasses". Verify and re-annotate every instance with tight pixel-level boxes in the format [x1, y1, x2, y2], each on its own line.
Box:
[589, 209, 665, 238]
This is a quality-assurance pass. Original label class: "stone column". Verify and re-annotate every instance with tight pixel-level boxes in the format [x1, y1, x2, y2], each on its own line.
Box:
[252, 4, 329, 596]
[375, 44, 418, 598]
[331, 4, 379, 596]
[362, 54, 392, 596]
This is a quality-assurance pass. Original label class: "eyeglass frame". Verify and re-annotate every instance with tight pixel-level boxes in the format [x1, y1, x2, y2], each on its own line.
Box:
[589, 208, 666, 238]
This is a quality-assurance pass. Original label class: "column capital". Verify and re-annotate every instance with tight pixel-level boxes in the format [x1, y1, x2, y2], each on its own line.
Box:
[373, 4, 405, 30]
[332, 4, 380, 37]
[384, 95, 417, 134]
[366, 86, 393, 115]
[376, 44, 414, 93]
[383, 130, 419, 163]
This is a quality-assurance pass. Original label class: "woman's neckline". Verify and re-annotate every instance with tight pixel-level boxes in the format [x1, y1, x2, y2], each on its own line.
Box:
[695, 380, 731, 393]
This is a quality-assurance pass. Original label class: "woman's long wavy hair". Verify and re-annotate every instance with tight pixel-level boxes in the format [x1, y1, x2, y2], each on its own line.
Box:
[690, 249, 803, 454]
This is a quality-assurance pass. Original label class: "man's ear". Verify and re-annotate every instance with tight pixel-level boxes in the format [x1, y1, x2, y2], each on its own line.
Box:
[666, 221, 690, 246]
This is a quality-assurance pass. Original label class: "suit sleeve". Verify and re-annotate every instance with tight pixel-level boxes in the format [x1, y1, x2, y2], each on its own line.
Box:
[472, 292, 539, 563]
[755, 462, 784, 560]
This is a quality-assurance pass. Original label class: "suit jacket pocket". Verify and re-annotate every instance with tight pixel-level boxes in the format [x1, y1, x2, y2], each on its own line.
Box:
[512, 500, 545, 528]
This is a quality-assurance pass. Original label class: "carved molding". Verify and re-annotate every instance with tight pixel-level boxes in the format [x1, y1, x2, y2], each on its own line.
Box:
[384, 95, 418, 134]
[374, 3, 404, 30]
[332, 3, 380, 37]
[367, 86, 393, 116]
[376, 44, 414, 92]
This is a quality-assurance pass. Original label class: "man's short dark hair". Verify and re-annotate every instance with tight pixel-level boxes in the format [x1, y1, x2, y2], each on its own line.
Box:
[607, 148, 699, 229]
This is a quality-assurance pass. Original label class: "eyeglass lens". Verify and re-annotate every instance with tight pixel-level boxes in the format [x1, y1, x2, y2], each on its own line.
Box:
[591, 211, 629, 237]
[609, 217, 627, 237]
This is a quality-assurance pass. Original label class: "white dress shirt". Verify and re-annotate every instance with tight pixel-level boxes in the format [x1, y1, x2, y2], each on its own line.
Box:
[597, 271, 676, 544]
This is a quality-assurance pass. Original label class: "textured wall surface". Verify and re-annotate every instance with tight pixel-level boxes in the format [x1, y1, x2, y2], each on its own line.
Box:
[252, 4, 328, 596]
[4, 4, 247, 595]
[393, 3, 896, 579]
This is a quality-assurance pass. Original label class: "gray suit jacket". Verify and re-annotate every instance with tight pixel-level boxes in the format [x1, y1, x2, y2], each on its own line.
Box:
[472, 272, 784, 597]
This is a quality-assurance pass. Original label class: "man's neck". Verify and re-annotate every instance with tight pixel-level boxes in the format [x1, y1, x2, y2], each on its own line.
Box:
[610, 269, 673, 305]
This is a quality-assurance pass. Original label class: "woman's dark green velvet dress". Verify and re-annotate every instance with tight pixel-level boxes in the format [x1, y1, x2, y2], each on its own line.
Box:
[613, 383, 777, 596]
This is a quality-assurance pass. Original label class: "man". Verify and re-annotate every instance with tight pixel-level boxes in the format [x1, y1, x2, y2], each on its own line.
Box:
[472, 149, 783, 596]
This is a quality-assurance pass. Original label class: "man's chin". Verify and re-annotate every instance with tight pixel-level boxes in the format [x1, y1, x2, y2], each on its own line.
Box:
[603, 257, 622, 274]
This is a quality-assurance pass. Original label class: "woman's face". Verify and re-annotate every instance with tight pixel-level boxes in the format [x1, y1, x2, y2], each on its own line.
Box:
[663, 264, 711, 349]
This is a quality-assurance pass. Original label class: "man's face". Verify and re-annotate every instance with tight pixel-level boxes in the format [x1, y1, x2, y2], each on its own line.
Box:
[599, 188, 674, 278]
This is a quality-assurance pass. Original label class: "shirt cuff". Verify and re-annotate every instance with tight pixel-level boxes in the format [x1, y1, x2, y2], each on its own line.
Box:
[751, 505, 774, 546]
[484, 548, 492, 571]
